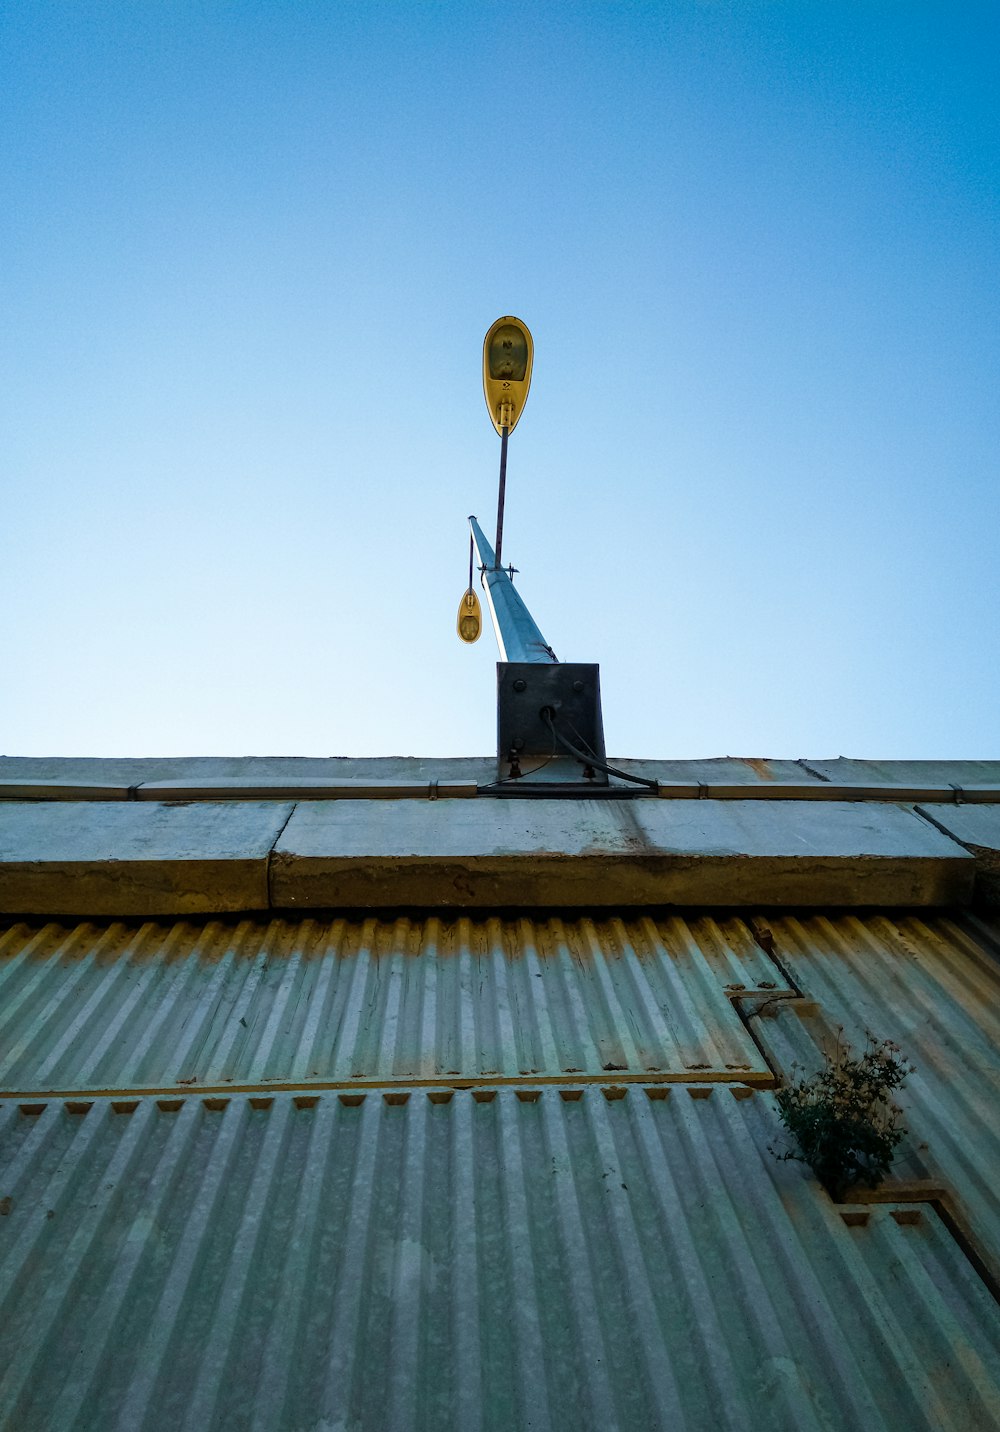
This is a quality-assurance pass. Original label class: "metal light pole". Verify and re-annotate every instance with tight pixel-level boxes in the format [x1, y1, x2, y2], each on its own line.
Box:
[494, 422, 509, 571]
[468, 516, 556, 665]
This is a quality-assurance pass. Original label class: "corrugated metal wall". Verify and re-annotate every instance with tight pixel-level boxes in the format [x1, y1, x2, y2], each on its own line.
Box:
[2, 1089, 999, 1432]
[749, 912, 1000, 1281]
[2, 910, 999, 1430]
[0, 915, 780, 1093]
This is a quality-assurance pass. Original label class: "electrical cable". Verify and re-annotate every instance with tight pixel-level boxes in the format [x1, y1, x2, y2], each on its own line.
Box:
[478, 721, 560, 789]
[541, 708, 659, 790]
[563, 712, 599, 758]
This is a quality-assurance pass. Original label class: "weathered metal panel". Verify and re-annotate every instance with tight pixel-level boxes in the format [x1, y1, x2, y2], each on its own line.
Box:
[0, 754, 816, 787]
[1, 1088, 997, 1432]
[0, 755, 497, 785]
[750, 912, 1000, 1279]
[0, 915, 779, 1094]
[803, 758, 1000, 786]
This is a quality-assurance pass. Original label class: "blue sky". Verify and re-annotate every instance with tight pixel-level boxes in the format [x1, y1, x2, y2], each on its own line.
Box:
[3, 2, 998, 760]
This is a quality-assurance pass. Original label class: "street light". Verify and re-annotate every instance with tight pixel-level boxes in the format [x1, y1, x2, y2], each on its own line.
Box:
[458, 317, 610, 786]
[483, 315, 533, 437]
[456, 539, 483, 644]
[483, 316, 533, 571]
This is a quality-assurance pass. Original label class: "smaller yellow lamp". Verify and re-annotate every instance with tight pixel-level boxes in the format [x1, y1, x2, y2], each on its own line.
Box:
[457, 587, 482, 643]
[483, 316, 533, 436]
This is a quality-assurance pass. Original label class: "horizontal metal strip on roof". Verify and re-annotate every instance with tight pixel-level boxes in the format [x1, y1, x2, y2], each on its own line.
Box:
[0, 1071, 773, 1102]
[4, 755, 999, 787]
[2, 777, 999, 801]
[0, 915, 778, 1094]
[2, 1088, 998, 1432]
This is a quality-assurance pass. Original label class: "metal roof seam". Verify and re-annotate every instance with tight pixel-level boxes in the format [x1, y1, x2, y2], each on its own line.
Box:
[3, 779, 1000, 804]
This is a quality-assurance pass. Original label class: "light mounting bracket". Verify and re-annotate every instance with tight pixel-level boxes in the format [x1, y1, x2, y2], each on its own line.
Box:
[497, 662, 608, 785]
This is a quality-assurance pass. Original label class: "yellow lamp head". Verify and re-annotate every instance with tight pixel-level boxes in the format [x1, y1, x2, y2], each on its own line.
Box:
[483, 315, 533, 436]
[457, 587, 482, 643]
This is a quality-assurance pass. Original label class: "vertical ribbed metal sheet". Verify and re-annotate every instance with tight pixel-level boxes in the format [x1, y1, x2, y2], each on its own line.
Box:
[0, 915, 781, 1093]
[1, 1088, 998, 1432]
[2, 908, 999, 1428]
[751, 912, 1000, 1279]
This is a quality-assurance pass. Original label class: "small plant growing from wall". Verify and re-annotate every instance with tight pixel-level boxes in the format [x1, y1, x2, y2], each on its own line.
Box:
[771, 1034, 914, 1200]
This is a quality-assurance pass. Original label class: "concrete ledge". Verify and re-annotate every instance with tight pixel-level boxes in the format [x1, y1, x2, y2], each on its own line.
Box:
[0, 797, 975, 916]
[0, 802, 294, 916]
[917, 804, 1000, 907]
[270, 799, 973, 910]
